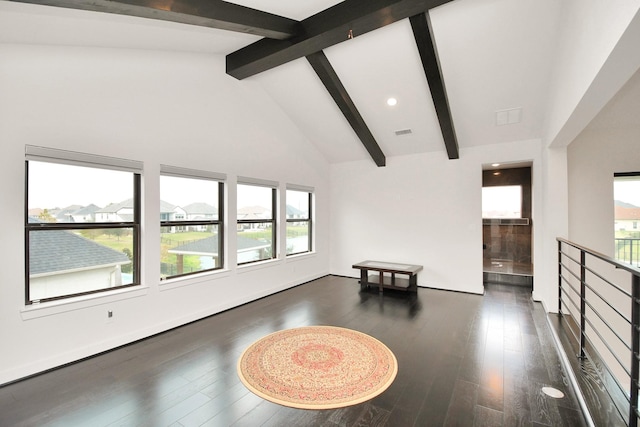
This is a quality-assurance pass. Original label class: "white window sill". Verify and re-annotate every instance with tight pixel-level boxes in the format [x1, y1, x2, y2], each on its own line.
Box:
[20, 285, 149, 320]
[159, 269, 230, 291]
[236, 258, 282, 274]
[285, 251, 316, 262]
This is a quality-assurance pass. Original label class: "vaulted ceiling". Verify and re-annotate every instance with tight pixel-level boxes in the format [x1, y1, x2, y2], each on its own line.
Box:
[1, 0, 631, 166]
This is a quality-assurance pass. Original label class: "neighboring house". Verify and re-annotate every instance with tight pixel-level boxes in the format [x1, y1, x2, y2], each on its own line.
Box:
[160, 200, 188, 233]
[615, 201, 640, 232]
[52, 204, 83, 222]
[166, 235, 269, 275]
[96, 199, 135, 222]
[27, 208, 43, 218]
[183, 202, 217, 232]
[69, 204, 101, 223]
[237, 205, 271, 230]
[183, 202, 217, 220]
[28, 217, 131, 301]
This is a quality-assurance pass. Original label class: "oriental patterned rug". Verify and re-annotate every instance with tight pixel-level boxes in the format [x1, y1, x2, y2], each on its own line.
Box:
[237, 325, 398, 410]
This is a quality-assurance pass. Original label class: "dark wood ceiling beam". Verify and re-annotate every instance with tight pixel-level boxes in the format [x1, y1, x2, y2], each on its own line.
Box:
[306, 52, 386, 167]
[9, 0, 301, 40]
[409, 12, 459, 159]
[227, 0, 454, 80]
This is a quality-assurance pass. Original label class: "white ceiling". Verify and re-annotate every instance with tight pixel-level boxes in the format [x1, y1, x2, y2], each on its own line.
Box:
[0, 0, 628, 165]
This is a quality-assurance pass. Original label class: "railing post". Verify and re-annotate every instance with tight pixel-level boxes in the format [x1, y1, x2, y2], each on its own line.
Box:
[631, 274, 640, 427]
[558, 240, 563, 316]
[579, 250, 586, 359]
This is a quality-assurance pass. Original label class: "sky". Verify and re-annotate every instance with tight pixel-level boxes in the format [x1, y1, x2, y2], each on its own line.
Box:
[28, 161, 132, 209]
[614, 179, 640, 207]
[29, 161, 640, 211]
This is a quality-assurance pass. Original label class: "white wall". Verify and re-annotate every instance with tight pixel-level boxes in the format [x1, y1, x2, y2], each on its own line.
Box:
[566, 69, 640, 391]
[0, 44, 330, 384]
[567, 70, 640, 253]
[329, 139, 562, 303]
[544, 1, 640, 147]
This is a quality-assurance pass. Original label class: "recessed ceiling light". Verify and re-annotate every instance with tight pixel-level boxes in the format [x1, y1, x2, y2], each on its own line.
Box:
[493, 171, 501, 176]
[387, 98, 397, 106]
[492, 163, 500, 167]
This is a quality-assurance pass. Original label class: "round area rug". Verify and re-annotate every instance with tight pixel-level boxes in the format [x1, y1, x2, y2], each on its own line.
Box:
[237, 325, 398, 410]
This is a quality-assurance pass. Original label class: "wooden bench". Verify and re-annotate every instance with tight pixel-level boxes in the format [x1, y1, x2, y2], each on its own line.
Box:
[352, 260, 423, 293]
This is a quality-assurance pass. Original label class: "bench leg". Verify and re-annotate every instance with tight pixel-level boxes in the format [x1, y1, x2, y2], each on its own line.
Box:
[410, 274, 418, 293]
[360, 269, 368, 290]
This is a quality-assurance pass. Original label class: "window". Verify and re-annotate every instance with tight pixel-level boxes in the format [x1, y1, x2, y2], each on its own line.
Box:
[286, 187, 312, 255]
[160, 166, 225, 280]
[25, 146, 141, 304]
[614, 173, 640, 266]
[237, 179, 276, 264]
[482, 185, 522, 218]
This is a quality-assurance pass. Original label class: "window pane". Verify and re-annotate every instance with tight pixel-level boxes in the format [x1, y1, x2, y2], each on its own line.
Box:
[286, 190, 310, 219]
[28, 227, 134, 301]
[237, 224, 273, 263]
[237, 184, 273, 220]
[28, 161, 133, 223]
[161, 225, 220, 279]
[482, 186, 522, 218]
[614, 175, 640, 266]
[287, 221, 310, 255]
[160, 175, 219, 221]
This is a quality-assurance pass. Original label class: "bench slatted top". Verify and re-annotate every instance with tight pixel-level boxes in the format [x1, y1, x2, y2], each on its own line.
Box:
[352, 261, 423, 275]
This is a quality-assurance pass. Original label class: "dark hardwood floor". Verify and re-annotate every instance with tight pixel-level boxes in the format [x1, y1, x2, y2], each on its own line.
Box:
[0, 276, 587, 426]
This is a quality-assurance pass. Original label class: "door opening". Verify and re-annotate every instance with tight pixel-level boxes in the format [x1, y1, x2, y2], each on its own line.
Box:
[482, 165, 533, 288]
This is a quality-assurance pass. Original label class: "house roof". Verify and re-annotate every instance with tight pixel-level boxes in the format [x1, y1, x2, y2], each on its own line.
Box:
[160, 200, 178, 213]
[52, 204, 83, 222]
[616, 205, 640, 221]
[237, 206, 271, 220]
[28, 219, 130, 275]
[183, 202, 217, 215]
[97, 198, 133, 214]
[71, 204, 102, 217]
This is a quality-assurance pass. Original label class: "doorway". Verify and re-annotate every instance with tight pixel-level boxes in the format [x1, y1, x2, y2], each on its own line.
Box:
[482, 165, 533, 287]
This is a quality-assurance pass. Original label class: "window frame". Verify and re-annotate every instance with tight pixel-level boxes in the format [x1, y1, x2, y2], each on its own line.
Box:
[236, 179, 277, 265]
[286, 188, 313, 256]
[159, 167, 225, 280]
[24, 147, 141, 305]
[614, 172, 640, 267]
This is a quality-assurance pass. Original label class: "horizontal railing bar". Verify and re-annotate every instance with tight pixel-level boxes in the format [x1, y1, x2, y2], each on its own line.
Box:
[584, 263, 632, 298]
[561, 294, 584, 325]
[579, 336, 632, 408]
[580, 345, 632, 421]
[581, 313, 631, 378]
[559, 239, 640, 427]
[559, 249, 582, 267]
[582, 279, 632, 327]
[581, 296, 632, 352]
[560, 275, 581, 299]
[558, 237, 640, 277]
[560, 264, 582, 285]
[560, 287, 632, 388]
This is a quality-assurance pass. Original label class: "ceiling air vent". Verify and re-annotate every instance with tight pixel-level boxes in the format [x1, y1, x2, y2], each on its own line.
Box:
[394, 129, 412, 136]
